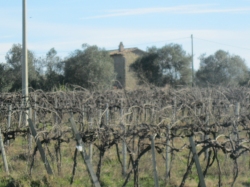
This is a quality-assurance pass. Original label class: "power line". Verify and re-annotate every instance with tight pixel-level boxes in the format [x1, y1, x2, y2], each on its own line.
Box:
[194, 37, 250, 51]
[1, 36, 249, 57]
[0, 37, 190, 56]
[123, 37, 190, 48]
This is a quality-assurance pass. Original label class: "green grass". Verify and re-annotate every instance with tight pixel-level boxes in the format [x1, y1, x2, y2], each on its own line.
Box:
[1, 135, 250, 187]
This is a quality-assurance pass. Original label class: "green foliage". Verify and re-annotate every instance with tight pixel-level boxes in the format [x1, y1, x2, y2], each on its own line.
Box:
[0, 63, 14, 92]
[196, 50, 249, 86]
[2, 43, 250, 93]
[4, 44, 39, 91]
[40, 48, 64, 91]
[130, 53, 161, 85]
[64, 44, 116, 90]
[1, 45, 65, 92]
[130, 44, 192, 87]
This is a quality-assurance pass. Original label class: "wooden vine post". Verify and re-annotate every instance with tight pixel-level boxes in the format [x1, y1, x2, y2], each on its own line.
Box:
[18, 101, 23, 128]
[205, 98, 210, 160]
[189, 136, 206, 187]
[106, 103, 109, 126]
[89, 117, 93, 164]
[28, 103, 33, 151]
[54, 97, 58, 124]
[166, 124, 171, 180]
[121, 106, 127, 176]
[34, 95, 37, 127]
[81, 105, 85, 133]
[234, 102, 240, 141]
[28, 119, 53, 175]
[205, 113, 209, 160]
[0, 128, 9, 175]
[166, 97, 176, 182]
[69, 117, 101, 187]
[7, 104, 12, 145]
[151, 134, 159, 187]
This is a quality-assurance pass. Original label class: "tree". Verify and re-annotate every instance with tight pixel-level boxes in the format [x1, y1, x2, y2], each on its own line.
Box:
[36, 48, 64, 91]
[196, 50, 249, 86]
[45, 48, 63, 74]
[130, 44, 192, 87]
[0, 63, 14, 92]
[5, 44, 39, 91]
[64, 44, 115, 89]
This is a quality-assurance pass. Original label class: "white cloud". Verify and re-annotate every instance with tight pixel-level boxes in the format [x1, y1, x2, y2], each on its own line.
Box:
[81, 5, 250, 19]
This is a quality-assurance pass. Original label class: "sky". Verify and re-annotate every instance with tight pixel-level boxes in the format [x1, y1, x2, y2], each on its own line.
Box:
[1, 0, 250, 70]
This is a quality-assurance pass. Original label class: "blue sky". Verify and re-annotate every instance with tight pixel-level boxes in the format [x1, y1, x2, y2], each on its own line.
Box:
[1, 0, 250, 69]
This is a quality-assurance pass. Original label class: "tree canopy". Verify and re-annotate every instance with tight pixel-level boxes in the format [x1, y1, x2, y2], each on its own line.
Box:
[4, 44, 39, 91]
[64, 44, 115, 90]
[130, 44, 192, 87]
[0, 63, 13, 92]
[195, 50, 249, 86]
[35, 48, 64, 91]
[1, 42, 250, 93]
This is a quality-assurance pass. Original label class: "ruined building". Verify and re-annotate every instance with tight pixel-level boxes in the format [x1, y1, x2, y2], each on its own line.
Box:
[109, 42, 144, 89]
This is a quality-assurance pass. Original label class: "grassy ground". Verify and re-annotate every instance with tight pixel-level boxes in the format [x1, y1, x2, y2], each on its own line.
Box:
[0, 135, 250, 187]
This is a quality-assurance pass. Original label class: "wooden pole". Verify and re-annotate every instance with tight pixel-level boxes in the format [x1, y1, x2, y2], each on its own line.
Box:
[18, 101, 23, 128]
[234, 102, 240, 141]
[34, 95, 37, 127]
[204, 113, 209, 160]
[166, 125, 171, 181]
[89, 118, 93, 164]
[28, 105, 33, 151]
[106, 103, 109, 126]
[121, 107, 127, 176]
[151, 134, 159, 187]
[189, 136, 206, 187]
[81, 105, 85, 132]
[204, 98, 210, 160]
[28, 119, 53, 175]
[0, 128, 9, 175]
[55, 97, 58, 124]
[7, 104, 12, 145]
[166, 97, 175, 182]
[69, 117, 101, 187]
[151, 107, 155, 124]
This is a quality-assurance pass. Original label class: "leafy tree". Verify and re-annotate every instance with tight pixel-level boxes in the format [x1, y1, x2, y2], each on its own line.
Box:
[196, 50, 249, 86]
[130, 44, 192, 87]
[35, 48, 64, 91]
[0, 63, 14, 92]
[45, 48, 64, 74]
[5, 44, 39, 91]
[130, 52, 161, 85]
[64, 44, 115, 89]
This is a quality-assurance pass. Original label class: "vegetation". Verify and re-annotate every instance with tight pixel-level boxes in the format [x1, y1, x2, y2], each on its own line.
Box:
[0, 43, 250, 92]
[0, 44, 115, 92]
[196, 50, 249, 87]
[1, 87, 250, 186]
[3, 136, 249, 187]
[64, 44, 115, 90]
[130, 44, 192, 87]
[1, 44, 39, 92]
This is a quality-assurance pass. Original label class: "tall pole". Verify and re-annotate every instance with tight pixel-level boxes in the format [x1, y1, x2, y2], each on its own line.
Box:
[191, 34, 194, 87]
[22, 0, 29, 124]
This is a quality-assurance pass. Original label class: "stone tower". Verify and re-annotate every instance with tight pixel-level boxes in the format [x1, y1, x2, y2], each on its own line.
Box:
[109, 42, 145, 89]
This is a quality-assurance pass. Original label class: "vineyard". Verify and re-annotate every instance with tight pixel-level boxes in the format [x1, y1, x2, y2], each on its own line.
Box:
[0, 86, 250, 187]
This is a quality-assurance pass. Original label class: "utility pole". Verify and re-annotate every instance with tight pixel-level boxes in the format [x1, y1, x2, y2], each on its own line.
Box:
[190, 35, 206, 186]
[22, 0, 29, 124]
[191, 34, 194, 87]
